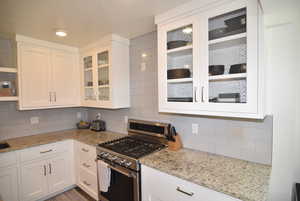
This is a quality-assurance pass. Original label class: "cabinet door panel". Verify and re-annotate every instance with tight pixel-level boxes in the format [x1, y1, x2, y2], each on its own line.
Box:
[47, 154, 71, 194]
[0, 167, 18, 201]
[20, 161, 48, 201]
[51, 50, 79, 106]
[19, 44, 51, 108]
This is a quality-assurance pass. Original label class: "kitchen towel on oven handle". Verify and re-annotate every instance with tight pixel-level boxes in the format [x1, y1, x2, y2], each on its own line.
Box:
[97, 160, 111, 192]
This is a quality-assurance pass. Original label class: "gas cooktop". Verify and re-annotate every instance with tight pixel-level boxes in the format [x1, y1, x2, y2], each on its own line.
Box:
[98, 136, 165, 159]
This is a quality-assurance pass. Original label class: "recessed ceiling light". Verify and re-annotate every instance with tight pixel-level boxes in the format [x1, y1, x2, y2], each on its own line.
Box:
[182, 27, 192, 34]
[55, 30, 67, 37]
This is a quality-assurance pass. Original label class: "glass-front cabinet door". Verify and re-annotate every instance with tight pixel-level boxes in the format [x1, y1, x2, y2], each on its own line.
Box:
[97, 50, 110, 102]
[83, 55, 96, 102]
[199, 0, 259, 114]
[158, 16, 200, 111]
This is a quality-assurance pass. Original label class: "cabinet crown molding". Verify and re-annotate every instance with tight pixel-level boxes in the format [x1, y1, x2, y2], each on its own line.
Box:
[155, 0, 248, 25]
[80, 34, 130, 52]
[16, 34, 79, 53]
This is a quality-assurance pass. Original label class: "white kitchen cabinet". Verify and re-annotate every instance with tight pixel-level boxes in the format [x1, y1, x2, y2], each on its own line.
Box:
[156, 0, 265, 119]
[81, 34, 130, 109]
[0, 166, 19, 201]
[20, 160, 48, 201]
[142, 165, 241, 201]
[75, 141, 98, 200]
[47, 154, 72, 194]
[19, 140, 74, 201]
[17, 35, 80, 110]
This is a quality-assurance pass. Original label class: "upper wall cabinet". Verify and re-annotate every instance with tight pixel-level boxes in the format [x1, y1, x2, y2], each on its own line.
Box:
[17, 35, 80, 110]
[80, 34, 130, 109]
[156, 0, 265, 119]
[0, 33, 18, 101]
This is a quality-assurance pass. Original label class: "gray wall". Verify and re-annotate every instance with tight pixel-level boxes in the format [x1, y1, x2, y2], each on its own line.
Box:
[88, 32, 273, 165]
[0, 101, 88, 140]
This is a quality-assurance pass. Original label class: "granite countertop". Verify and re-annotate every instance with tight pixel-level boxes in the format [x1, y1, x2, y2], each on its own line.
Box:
[0, 129, 124, 153]
[1, 129, 271, 201]
[140, 149, 271, 201]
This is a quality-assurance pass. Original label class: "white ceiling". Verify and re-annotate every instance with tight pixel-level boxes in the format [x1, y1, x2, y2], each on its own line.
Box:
[0, 0, 191, 47]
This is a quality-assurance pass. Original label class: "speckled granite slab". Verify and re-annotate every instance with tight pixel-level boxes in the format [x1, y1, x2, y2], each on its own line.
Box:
[0, 129, 124, 153]
[140, 149, 271, 201]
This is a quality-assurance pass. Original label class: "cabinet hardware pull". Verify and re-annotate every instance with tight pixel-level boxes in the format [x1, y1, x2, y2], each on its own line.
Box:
[81, 148, 89, 152]
[49, 163, 52, 174]
[49, 92, 52, 102]
[83, 163, 91, 168]
[176, 187, 194, 196]
[83, 181, 91, 186]
[43, 165, 46, 176]
[54, 92, 57, 102]
[40, 149, 53, 154]
[194, 87, 198, 102]
[201, 86, 204, 103]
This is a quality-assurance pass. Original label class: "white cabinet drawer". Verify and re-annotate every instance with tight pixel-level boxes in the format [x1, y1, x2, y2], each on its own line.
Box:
[0, 151, 17, 168]
[77, 142, 96, 160]
[142, 165, 241, 201]
[19, 140, 70, 163]
[78, 167, 98, 199]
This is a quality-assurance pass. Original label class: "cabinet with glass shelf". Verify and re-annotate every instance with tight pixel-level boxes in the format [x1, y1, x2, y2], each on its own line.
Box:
[156, 0, 265, 119]
[0, 33, 18, 101]
[80, 34, 130, 109]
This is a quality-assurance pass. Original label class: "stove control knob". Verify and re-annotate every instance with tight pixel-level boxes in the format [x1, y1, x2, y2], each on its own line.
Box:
[103, 153, 109, 157]
[119, 159, 126, 164]
[111, 156, 118, 161]
[125, 162, 132, 167]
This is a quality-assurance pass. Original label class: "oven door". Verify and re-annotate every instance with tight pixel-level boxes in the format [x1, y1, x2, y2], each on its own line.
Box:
[97, 159, 140, 201]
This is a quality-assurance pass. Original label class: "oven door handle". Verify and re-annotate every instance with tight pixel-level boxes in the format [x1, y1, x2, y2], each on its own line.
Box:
[96, 158, 136, 178]
[108, 164, 134, 178]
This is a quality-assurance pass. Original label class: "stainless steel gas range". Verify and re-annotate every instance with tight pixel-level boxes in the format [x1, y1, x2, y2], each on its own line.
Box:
[96, 119, 170, 201]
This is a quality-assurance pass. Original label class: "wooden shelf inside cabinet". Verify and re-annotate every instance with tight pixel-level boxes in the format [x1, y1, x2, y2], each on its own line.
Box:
[0, 67, 17, 73]
[98, 85, 109, 88]
[167, 45, 192, 57]
[98, 64, 109, 68]
[84, 67, 93, 71]
[209, 33, 246, 50]
[209, 73, 247, 81]
[0, 96, 18, 101]
[167, 78, 193, 83]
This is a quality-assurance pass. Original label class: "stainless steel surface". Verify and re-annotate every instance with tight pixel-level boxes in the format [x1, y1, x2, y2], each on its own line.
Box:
[201, 86, 204, 102]
[97, 148, 139, 171]
[176, 187, 194, 197]
[127, 119, 169, 139]
[40, 149, 52, 154]
[81, 148, 89, 152]
[44, 165, 46, 176]
[49, 163, 52, 174]
[97, 158, 140, 201]
[194, 86, 198, 102]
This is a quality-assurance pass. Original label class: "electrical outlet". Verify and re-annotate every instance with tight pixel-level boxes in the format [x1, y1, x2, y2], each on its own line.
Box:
[140, 62, 146, 71]
[76, 112, 82, 119]
[192, 123, 199, 135]
[124, 116, 128, 124]
[30, 117, 39, 125]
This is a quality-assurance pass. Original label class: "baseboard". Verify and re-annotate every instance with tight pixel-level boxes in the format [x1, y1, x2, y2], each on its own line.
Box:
[37, 184, 77, 201]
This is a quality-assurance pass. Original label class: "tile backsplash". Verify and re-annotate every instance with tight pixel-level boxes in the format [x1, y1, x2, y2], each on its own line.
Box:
[88, 31, 273, 165]
[0, 101, 88, 140]
[0, 31, 272, 165]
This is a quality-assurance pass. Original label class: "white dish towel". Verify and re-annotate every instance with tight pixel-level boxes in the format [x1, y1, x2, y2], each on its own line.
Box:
[97, 160, 111, 192]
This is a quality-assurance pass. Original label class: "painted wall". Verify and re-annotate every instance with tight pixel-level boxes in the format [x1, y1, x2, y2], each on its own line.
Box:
[0, 101, 88, 140]
[88, 32, 273, 165]
[263, 0, 300, 200]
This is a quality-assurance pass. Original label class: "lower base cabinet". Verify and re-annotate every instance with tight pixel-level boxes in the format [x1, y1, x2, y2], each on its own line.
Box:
[20, 153, 73, 201]
[0, 167, 18, 201]
[141, 165, 241, 201]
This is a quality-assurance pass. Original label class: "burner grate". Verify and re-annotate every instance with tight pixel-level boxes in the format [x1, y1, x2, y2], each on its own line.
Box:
[98, 136, 165, 159]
